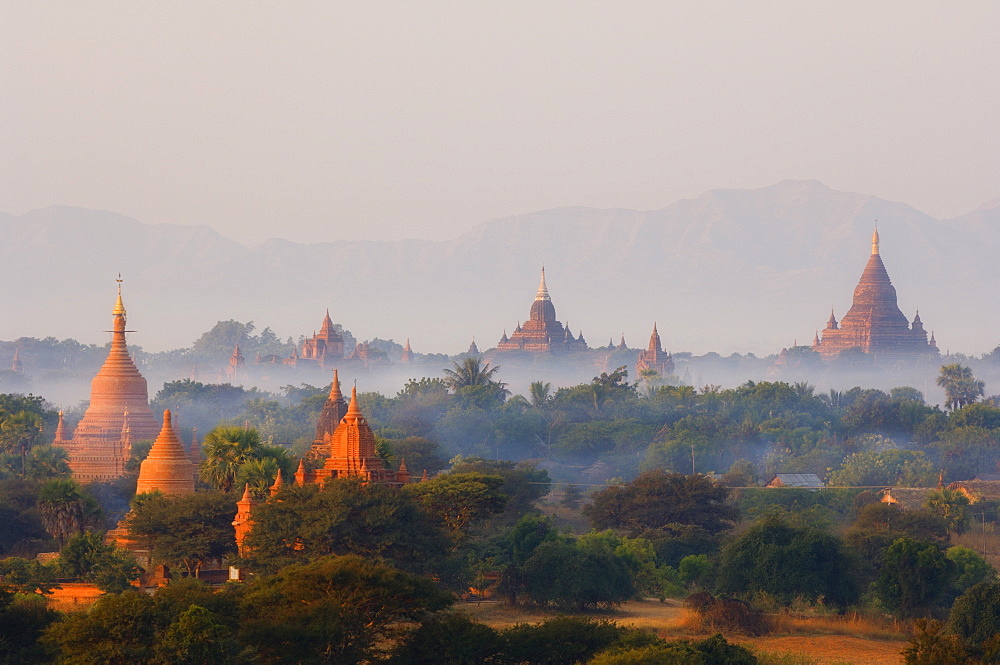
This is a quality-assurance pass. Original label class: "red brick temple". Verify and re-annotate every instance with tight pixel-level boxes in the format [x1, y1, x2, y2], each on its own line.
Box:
[636, 323, 674, 377]
[812, 228, 939, 362]
[56, 280, 161, 482]
[497, 268, 588, 353]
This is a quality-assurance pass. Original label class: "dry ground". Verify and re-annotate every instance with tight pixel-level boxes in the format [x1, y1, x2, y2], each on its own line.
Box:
[456, 599, 908, 665]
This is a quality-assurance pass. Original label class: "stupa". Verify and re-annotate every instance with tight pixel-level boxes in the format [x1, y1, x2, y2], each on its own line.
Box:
[57, 279, 161, 482]
[812, 228, 939, 362]
[135, 409, 196, 496]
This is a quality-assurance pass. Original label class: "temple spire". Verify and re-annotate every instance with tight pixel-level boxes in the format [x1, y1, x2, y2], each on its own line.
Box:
[871, 224, 880, 256]
[329, 368, 343, 401]
[535, 267, 550, 301]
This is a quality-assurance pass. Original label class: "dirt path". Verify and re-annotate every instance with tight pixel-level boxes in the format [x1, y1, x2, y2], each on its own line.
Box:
[457, 599, 907, 664]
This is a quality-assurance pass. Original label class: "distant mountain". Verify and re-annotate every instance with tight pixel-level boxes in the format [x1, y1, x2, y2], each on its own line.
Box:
[1, 180, 997, 357]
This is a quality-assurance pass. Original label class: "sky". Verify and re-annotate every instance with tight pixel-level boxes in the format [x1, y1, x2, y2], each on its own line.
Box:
[2, 2, 998, 246]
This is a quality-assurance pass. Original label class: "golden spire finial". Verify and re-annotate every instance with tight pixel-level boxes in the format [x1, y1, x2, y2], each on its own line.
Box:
[113, 274, 127, 317]
[871, 222, 880, 256]
[535, 266, 550, 301]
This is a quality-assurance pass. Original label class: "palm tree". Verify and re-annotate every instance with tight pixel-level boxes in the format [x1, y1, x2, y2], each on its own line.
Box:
[0, 410, 43, 478]
[937, 364, 985, 410]
[200, 425, 263, 492]
[25, 444, 71, 480]
[924, 488, 971, 534]
[37, 478, 85, 546]
[443, 357, 503, 390]
[236, 457, 280, 497]
[529, 381, 551, 407]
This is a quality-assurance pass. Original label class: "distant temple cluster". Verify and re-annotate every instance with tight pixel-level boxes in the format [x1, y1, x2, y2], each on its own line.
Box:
[811, 228, 939, 362]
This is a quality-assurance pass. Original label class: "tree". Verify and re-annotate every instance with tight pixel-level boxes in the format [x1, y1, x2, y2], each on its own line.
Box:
[239, 555, 453, 664]
[875, 538, 954, 616]
[58, 531, 141, 593]
[405, 472, 507, 535]
[41, 590, 157, 664]
[242, 479, 452, 576]
[585, 470, 738, 536]
[199, 425, 263, 493]
[827, 449, 936, 488]
[0, 411, 42, 478]
[520, 540, 635, 609]
[125, 491, 237, 577]
[715, 513, 859, 607]
[154, 605, 248, 665]
[946, 546, 996, 593]
[947, 580, 1000, 649]
[36, 479, 89, 546]
[444, 357, 504, 390]
[528, 381, 551, 407]
[389, 613, 502, 665]
[924, 489, 971, 534]
[937, 364, 985, 410]
[500, 617, 627, 665]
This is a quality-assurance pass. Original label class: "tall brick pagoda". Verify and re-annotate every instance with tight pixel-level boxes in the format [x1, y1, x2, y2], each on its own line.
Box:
[497, 268, 588, 353]
[58, 279, 161, 482]
[812, 228, 939, 362]
[636, 323, 674, 376]
[306, 369, 349, 460]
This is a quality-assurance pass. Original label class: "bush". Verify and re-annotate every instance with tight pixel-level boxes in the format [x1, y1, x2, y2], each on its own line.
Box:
[683, 593, 771, 636]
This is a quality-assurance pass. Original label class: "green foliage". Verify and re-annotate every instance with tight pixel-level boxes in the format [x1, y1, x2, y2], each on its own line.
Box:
[390, 613, 502, 665]
[588, 634, 758, 665]
[0, 590, 59, 664]
[946, 546, 996, 593]
[405, 472, 508, 534]
[42, 590, 157, 664]
[239, 554, 452, 665]
[124, 491, 236, 577]
[501, 617, 627, 665]
[902, 619, 971, 665]
[947, 580, 1000, 648]
[875, 538, 955, 616]
[510, 514, 560, 566]
[151, 379, 262, 435]
[937, 364, 985, 411]
[924, 489, 971, 534]
[58, 531, 140, 593]
[154, 605, 246, 665]
[242, 478, 452, 576]
[0, 556, 59, 594]
[827, 448, 936, 488]
[716, 513, 859, 607]
[449, 457, 551, 518]
[585, 470, 738, 536]
[520, 539, 635, 609]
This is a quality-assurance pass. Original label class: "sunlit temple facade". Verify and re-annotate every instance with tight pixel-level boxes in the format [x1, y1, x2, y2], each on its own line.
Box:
[635, 323, 674, 377]
[812, 228, 939, 362]
[234, 383, 416, 556]
[497, 268, 588, 353]
[56, 281, 162, 482]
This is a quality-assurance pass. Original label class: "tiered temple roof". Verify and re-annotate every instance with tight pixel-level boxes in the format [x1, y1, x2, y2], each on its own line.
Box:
[307, 369, 349, 460]
[636, 323, 674, 377]
[299, 309, 345, 365]
[57, 280, 161, 482]
[497, 268, 588, 353]
[135, 409, 196, 496]
[812, 228, 939, 362]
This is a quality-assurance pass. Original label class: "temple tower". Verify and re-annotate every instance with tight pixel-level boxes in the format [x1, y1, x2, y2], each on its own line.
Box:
[636, 323, 674, 377]
[497, 268, 588, 352]
[307, 369, 349, 460]
[812, 227, 938, 362]
[135, 409, 196, 496]
[58, 279, 161, 482]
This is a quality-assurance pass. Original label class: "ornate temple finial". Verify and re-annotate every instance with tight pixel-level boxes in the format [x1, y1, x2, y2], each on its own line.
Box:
[535, 267, 551, 301]
[329, 368, 343, 400]
[113, 274, 127, 318]
[240, 483, 253, 502]
[346, 385, 361, 416]
[871, 224, 880, 256]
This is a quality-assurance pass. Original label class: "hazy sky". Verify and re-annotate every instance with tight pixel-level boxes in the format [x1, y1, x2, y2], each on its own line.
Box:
[2, 2, 998, 246]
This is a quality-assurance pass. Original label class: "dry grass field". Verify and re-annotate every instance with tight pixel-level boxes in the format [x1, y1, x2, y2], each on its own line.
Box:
[456, 599, 909, 665]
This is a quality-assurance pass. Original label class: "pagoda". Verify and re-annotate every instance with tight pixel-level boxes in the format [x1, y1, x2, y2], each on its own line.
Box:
[295, 385, 408, 487]
[306, 369, 349, 460]
[496, 268, 588, 353]
[57, 279, 161, 482]
[135, 409, 196, 496]
[299, 309, 345, 366]
[636, 323, 674, 377]
[812, 228, 939, 362]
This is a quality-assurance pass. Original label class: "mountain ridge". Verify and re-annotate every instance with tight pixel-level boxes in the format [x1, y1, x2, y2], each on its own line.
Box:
[1, 181, 996, 356]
